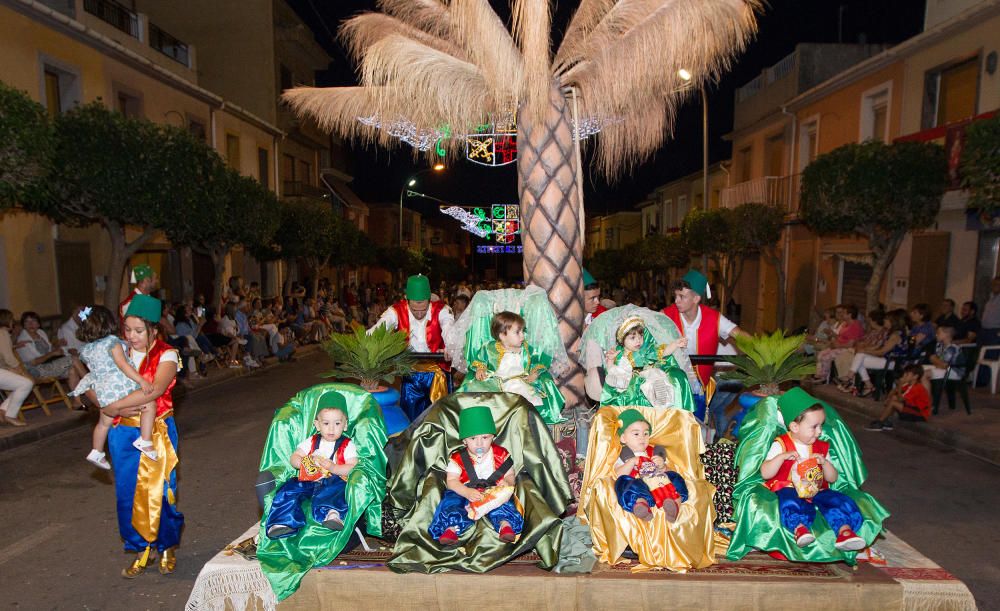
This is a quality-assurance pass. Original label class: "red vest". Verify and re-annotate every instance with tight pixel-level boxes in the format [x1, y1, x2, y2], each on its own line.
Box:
[662, 304, 720, 385]
[392, 300, 449, 370]
[451, 444, 510, 485]
[764, 433, 830, 493]
[309, 434, 351, 464]
[628, 445, 657, 478]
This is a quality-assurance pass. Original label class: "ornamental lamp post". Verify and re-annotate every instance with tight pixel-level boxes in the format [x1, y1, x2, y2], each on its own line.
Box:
[399, 164, 445, 247]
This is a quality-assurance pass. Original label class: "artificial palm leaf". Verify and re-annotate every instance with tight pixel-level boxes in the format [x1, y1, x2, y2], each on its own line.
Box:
[321, 326, 417, 391]
[720, 330, 816, 395]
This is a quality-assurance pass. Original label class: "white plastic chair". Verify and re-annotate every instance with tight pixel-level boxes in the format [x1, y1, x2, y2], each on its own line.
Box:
[973, 345, 1000, 394]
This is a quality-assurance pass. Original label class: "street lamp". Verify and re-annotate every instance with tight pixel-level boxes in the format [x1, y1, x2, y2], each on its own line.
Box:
[680, 69, 709, 210]
[399, 165, 445, 247]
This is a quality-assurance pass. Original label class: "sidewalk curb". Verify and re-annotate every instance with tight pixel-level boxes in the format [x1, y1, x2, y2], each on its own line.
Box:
[806, 381, 1000, 467]
[0, 344, 323, 454]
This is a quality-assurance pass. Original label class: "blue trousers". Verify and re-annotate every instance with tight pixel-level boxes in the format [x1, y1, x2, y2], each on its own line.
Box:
[708, 379, 743, 436]
[776, 488, 863, 534]
[615, 473, 689, 513]
[428, 490, 523, 540]
[265, 476, 349, 538]
[400, 371, 452, 421]
[108, 417, 184, 553]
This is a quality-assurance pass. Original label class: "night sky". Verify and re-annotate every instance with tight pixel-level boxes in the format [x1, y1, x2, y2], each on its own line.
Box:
[289, 0, 925, 215]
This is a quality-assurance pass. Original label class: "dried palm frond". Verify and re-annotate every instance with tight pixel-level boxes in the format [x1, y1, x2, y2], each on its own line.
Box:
[449, 0, 523, 106]
[376, 0, 453, 39]
[512, 0, 552, 122]
[554, 0, 618, 71]
[341, 12, 466, 63]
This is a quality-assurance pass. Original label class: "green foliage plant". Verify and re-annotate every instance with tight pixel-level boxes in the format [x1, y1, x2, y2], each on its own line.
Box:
[720, 330, 816, 397]
[960, 114, 1000, 212]
[0, 82, 53, 209]
[321, 325, 416, 391]
[800, 140, 946, 312]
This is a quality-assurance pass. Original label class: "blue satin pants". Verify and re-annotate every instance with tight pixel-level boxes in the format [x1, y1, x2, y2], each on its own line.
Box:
[265, 476, 349, 538]
[108, 417, 184, 552]
[615, 472, 689, 512]
[776, 488, 863, 534]
[428, 490, 523, 540]
[400, 371, 452, 421]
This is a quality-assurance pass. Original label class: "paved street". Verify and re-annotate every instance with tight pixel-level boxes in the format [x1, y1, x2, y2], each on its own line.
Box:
[1, 353, 997, 609]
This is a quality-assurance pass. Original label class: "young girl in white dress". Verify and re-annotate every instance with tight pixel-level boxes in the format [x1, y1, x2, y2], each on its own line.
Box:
[71, 306, 157, 469]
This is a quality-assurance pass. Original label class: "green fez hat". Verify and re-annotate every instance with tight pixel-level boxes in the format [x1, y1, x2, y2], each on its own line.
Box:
[682, 269, 711, 300]
[583, 268, 597, 288]
[459, 406, 497, 439]
[617, 408, 651, 436]
[777, 387, 824, 425]
[316, 390, 348, 414]
[405, 274, 431, 301]
[124, 294, 161, 323]
[130, 264, 154, 284]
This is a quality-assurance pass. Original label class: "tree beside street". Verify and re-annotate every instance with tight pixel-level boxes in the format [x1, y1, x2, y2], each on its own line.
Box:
[0, 82, 52, 209]
[801, 140, 947, 312]
[960, 114, 1000, 212]
[682, 207, 745, 308]
[272, 199, 345, 297]
[732, 203, 786, 329]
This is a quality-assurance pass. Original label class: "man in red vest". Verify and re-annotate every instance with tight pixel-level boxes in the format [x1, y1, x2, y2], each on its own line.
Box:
[662, 270, 746, 437]
[583, 268, 607, 329]
[119, 264, 157, 333]
[370, 274, 455, 420]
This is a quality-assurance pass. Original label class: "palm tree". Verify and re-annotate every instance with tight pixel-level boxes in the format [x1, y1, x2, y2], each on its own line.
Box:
[283, 0, 759, 409]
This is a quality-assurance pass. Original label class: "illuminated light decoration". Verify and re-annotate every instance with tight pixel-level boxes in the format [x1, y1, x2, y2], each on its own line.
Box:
[440, 204, 520, 243]
[357, 116, 446, 152]
[466, 134, 518, 166]
[478, 245, 523, 254]
[440, 206, 490, 238]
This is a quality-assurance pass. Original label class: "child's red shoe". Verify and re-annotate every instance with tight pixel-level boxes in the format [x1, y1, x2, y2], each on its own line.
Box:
[632, 499, 653, 522]
[835, 528, 866, 551]
[794, 525, 815, 547]
[438, 528, 459, 546]
[498, 524, 516, 543]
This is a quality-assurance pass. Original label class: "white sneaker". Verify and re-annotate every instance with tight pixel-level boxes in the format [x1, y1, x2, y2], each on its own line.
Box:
[132, 437, 158, 461]
[86, 449, 111, 470]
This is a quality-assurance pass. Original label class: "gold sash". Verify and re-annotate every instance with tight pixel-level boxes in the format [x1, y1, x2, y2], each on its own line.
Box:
[413, 362, 449, 403]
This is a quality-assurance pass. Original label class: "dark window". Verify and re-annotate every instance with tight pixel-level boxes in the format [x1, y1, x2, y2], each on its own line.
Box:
[188, 119, 206, 141]
[258, 148, 269, 189]
[922, 56, 979, 129]
[280, 64, 293, 92]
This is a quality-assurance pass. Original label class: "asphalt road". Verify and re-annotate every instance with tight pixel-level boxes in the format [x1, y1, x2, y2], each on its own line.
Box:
[1, 353, 996, 609]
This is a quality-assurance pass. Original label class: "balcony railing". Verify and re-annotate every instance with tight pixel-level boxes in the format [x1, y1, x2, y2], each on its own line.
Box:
[720, 175, 799, 212]
[149, 23, 190, 67]
[83, 0, 139, 39]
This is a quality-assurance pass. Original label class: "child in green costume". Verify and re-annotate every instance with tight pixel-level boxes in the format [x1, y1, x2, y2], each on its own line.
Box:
[603, 315, 692, 410]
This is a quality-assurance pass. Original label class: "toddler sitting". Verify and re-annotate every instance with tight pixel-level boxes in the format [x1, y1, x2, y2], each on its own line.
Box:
[604, 316, 688, 409]
[265, 395, 357, 539]
[429, 406, 523, 545]
[613, 409, 688, 522]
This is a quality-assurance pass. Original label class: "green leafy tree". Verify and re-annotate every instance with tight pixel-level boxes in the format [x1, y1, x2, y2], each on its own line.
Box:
[960, 114, 1000, 212]
[682, 208, 747, 307]
[585, 248, 631, 290]
[732, 203, 786, 329]
[801, 140, 946, 312]
[28, 103, 178, 307]
[0, 82, 53, 209]
[273, 199, 342, 297]
[376, 246, 425, 282]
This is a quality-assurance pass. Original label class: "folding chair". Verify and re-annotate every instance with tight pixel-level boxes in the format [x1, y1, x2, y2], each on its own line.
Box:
[930, 345, 976, 415]
[14, 367, 73, 420]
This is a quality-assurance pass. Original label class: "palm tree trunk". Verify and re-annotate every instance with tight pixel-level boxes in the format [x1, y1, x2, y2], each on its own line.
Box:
[518, 82, 585, 412]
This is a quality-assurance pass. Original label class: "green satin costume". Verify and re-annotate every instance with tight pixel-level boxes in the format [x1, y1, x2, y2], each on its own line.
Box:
[256, 383, 388, 601]
[457, 340, 566, 424]
[726, 388, 890, 563]
[601, 329, 696, 413]
[387, 392, 573, 574]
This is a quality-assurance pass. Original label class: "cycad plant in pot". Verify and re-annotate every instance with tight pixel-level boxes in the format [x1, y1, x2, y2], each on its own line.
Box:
[721, 330, 816, 397]
[321, 325, 416, 392]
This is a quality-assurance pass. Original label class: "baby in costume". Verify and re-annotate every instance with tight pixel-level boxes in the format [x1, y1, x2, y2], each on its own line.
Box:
[71, 305, 157, 469]
[266, 392, 358, 539]
[429, 406, 523, 546]
[603, 316, 691, 410]
[760, 398, 866, 552]
[613, 409, 689, 522]
[461, 311, 565, 423]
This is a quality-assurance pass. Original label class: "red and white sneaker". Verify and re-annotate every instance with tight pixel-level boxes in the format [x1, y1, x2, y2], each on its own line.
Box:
[794, 525, 815, 547]
[438, 528, 459, 546]
[835, 528, 866, 551]
[498, 523, 517, 543]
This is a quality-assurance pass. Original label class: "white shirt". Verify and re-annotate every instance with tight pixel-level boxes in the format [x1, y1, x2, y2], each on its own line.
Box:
[295, 436, 358, 462]
[58, 318, 84, 355]
[371, 303, 455, 353]
[983, 293, 1000, 328]
[127, 346, 179, 369]
[446, 447, 511, 479]
[677, 307, 737, 355]
[765, 438, 812, 462]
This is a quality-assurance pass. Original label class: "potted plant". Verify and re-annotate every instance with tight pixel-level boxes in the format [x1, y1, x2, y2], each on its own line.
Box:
[321, 325, 416, 435]
[719, 330, 816, 437]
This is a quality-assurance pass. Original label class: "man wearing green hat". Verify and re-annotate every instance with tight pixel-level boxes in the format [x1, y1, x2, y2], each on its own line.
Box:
[662, 269, 746, 436]
[370, 274, 455, 420]
[119, 263, 158, 328]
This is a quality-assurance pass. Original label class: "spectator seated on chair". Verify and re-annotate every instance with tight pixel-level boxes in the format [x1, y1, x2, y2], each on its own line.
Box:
[865, 364, 931, 431]
[257, 383, 388, 601]
[836, 310, 905, 397]
[814, 304, 863, 383]
[0, 309, 35, 426]
[925, 325, 972, 415]
[386, 394, 572, 574]
[954, 301, 980, 344]
[16, 311, 84, 407]
[578, 406, 717, 571]
[727, 388, 889, 564]
[202, 310, 241, 368]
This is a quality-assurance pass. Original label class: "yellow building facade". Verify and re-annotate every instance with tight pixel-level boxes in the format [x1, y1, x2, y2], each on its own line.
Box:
[0, 0, 282, 317]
